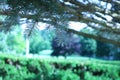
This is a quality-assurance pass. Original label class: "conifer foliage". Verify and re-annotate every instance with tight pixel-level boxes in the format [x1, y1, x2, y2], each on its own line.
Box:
[0, 0, 120, 46]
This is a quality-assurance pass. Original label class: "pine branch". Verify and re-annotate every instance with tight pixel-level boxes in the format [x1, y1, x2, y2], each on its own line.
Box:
[55, 25, 120, 47]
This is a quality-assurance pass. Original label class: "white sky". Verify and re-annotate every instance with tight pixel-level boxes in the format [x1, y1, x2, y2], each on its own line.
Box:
[69, 21, 87, 31]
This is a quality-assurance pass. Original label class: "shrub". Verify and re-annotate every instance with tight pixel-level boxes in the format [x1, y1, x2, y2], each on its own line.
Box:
[0, 54, 120, 80]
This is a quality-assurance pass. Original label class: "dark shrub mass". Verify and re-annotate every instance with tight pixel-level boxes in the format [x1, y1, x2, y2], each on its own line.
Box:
[51, 34, 81, 57]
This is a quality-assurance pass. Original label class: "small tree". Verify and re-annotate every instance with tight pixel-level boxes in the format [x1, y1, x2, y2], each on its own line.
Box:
[51, 32, 81, 57]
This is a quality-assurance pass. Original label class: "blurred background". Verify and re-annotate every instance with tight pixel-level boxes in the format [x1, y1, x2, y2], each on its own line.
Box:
[0, 25, 120, 60]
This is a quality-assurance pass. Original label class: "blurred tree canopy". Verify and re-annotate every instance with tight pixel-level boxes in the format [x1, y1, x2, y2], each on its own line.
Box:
[0, 27, 25, 53]
[30, 33, 52, 54]
[0, 0, 120, 46]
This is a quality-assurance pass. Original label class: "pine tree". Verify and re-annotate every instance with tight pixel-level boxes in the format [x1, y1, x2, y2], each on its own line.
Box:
[0, 0, 120, 47]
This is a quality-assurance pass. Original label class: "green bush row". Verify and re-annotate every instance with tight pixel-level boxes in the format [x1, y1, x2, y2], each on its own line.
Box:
[0, 54, 120, 80]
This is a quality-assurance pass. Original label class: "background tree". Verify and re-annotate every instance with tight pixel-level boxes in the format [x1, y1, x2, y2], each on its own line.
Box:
[80, 37, 96, 57]
[79, 28, 97, 57]
[96, 41, 111, 59]
[0, 27, 25, 54]
[51, 32, 81, 57]
[30, 33, 51, 54]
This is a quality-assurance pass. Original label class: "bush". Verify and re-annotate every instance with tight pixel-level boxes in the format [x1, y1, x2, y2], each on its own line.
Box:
[52, 70, 80, 80]
[0, 54, 120, 80]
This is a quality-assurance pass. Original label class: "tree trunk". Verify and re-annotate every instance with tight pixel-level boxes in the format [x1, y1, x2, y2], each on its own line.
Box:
[26, 36, 29, 56]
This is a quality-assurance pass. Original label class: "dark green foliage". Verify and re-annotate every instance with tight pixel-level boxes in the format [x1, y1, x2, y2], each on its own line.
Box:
[96, 41, 110, 58]
[0, 54, 120, 80]
[114, 52, 120, 60]
[80, 36, 96, 57]
[79, 28, 97, 57]
[7, 0, 64, 14]
[6, 0, 65, 24]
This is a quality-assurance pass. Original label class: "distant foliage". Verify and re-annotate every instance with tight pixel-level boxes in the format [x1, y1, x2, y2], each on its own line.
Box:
[0, 27, 25, 54]
[6, 33, 25, 53]
[96, 41, 111, 58]
[51, 28, 97, 57]
[30, 33, 51, 54]
[96, 41, 120, 60]
[80, 36, 97, 57]
[51, 34, 81, 57]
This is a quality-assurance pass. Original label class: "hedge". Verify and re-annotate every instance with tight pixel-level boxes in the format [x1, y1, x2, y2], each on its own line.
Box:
[0, 54, 120, 80]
